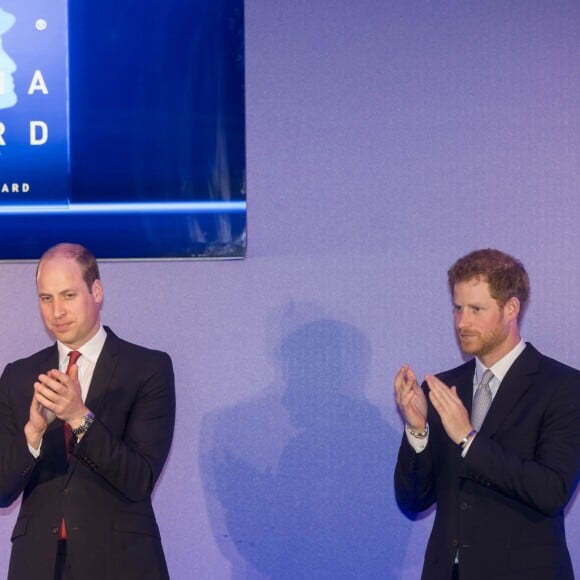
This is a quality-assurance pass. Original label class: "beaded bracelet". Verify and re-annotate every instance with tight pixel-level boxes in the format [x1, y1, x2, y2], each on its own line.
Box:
[407, 423, 429, 439]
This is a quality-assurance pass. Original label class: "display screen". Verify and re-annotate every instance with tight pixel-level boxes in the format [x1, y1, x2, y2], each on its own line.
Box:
[0, 0, 246, 260]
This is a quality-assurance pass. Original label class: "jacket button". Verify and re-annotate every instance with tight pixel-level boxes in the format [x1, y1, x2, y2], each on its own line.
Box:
[460, 502, 470, 510]
[52, 527, 60, 535]
[63, 488, 70, 496]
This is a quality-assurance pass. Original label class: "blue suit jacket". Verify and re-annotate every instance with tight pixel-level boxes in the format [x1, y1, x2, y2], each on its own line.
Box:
[0, 328, 175, 580]
[395, 344, 580, 580]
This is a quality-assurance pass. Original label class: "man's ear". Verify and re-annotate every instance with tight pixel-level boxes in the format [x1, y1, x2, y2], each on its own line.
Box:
[91, 279, 104, 306]
[504, 296, 520, 321]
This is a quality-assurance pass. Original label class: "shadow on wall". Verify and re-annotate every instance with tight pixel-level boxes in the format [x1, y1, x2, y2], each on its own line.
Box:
[200, 305, 411, 579]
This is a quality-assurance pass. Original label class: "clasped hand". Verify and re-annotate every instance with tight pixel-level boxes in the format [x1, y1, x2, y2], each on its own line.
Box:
[26, 364, 88, 442]
[34, 367, 86, 423]
[395, 365, 473, 444]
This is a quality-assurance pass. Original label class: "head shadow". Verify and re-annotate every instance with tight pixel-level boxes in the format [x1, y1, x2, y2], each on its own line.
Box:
[200, 304, 411, 579]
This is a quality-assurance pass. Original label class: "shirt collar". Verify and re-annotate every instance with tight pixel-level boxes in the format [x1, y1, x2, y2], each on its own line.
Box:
[57, 325, 107, 366]
[475, 339, 526, 384]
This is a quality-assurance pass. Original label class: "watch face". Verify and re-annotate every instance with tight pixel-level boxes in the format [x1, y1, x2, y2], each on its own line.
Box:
[73, 413, 94, 435]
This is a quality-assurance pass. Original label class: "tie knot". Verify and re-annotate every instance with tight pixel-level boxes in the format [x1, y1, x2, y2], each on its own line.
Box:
[479, 368, 494, 388]
[67, 350, 81, 373]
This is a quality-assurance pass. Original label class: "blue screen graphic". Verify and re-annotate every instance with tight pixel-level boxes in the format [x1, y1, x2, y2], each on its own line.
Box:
[0, 1, 69, 205]
[0, 0, 246, 260]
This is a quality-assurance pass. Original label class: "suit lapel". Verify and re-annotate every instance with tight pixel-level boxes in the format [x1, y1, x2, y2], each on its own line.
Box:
[29, 344, 70, 471]
[478, 343, 540, 436]
[44, 345, 60, 369]
[439, 360, 475, 415]
[454, 362, 476, 416]
[38, 346, 63, 438]
[84, 327, 120, 416]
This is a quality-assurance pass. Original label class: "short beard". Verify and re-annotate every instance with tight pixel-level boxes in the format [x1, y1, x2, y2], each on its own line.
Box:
[459, 320, 509, 360]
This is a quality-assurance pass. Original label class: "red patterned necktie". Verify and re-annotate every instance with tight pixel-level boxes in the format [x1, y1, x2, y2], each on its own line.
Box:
[60, 350, 81, 540]
[63, 351, 81, 458]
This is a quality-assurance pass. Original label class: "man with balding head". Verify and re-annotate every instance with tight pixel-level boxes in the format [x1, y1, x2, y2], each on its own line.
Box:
[0, 243, 175, 579]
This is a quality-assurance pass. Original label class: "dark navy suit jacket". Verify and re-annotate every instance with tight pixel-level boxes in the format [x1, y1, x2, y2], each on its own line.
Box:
[0, 328, 175, 580]
[395, 344, 580, 580]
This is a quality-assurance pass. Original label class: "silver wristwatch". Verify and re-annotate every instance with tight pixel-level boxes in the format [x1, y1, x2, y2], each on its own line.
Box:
[71, 412, 95, 436]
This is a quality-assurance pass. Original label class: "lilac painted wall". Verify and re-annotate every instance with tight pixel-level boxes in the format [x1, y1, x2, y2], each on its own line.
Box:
[2, 1, 580, 578]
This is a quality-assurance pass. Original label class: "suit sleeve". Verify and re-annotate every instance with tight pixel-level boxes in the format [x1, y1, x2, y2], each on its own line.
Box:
[70, 351, 176, 502]
[0, 363, 39, 507]
[460, 371, 580, 517]
[394, 382, 437, 515]
[394, 434, 436, 515]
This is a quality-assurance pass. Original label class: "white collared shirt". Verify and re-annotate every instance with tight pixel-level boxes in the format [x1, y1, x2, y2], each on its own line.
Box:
[473, 339, 526, 402]
[57, 325, 108, 403]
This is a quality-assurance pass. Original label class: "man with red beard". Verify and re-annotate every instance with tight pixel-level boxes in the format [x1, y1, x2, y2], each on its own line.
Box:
[394, 249, 580, 580]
